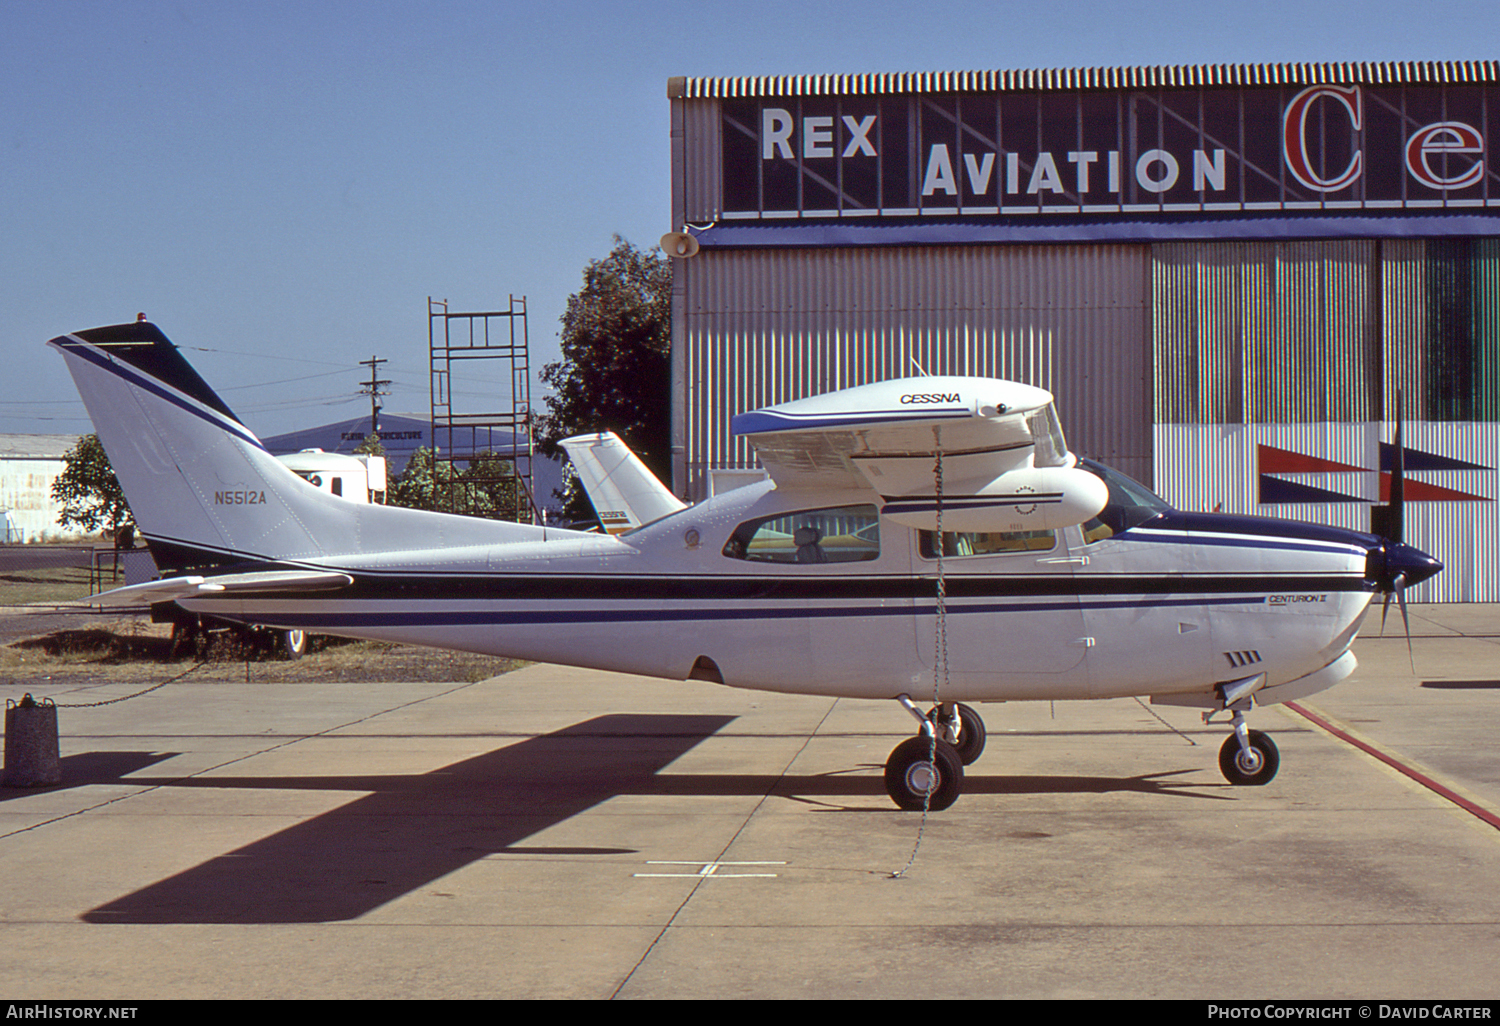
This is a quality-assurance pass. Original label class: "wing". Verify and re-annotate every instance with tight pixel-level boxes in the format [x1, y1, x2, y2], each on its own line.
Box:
[733, 375, 1107, 532]
[86, 569, 354, 610]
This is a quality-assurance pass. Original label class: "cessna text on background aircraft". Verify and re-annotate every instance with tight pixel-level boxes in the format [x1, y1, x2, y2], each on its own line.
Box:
[52, 321, 1440, 810]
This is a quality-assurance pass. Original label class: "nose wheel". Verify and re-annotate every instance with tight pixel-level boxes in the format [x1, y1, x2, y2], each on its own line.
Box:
[1218, 710, 1280, 785]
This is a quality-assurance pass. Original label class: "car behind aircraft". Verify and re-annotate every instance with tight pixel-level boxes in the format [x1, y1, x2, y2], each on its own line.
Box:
[52, 321, 1441, 810]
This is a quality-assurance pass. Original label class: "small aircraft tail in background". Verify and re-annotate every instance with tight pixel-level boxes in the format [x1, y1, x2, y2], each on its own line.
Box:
[558, 432, 686, 533]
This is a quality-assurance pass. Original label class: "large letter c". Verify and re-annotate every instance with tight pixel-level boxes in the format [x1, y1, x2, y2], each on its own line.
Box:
[1283, 84, 1363, 193]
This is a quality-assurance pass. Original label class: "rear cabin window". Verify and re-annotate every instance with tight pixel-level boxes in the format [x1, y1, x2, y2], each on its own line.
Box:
[722, 504, 880, 564]
[917, 530, 1056, 559]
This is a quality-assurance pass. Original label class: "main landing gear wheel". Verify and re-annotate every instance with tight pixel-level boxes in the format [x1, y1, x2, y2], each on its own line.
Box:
[282, 629, 308, 661]
[884, 736, 964, 811]
[928, 702, 987, 766]
[1219, 729, 1280, 786]
[169, 621, 201, 660]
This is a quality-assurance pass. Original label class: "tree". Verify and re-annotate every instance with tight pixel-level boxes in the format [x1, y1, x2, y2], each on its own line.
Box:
[51, 434, 133, 537]
[387, 447, 519, 518]
[537, 236, 671, 519]
[352, 433, 386, 458]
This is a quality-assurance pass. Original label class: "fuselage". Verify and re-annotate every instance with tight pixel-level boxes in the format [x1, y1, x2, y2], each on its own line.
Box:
[179, 464, 1403, 707]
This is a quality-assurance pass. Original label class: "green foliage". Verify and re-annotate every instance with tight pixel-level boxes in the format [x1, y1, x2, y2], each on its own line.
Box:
[51, 434, 132, 534]
[387, 447, 520, 519]
[352, 433, 386, 457]
[537, 236, 671, 517]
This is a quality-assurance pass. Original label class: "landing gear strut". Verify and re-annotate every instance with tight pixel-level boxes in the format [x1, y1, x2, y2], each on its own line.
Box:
[882, 697, 986, 810]
[928, 702, 987, 765]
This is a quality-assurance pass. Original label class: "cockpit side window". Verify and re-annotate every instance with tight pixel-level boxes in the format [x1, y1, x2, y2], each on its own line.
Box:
[722, 504, 880, 564]
[1079, 459, 1172, 542]
[917, 530, 1056, 559]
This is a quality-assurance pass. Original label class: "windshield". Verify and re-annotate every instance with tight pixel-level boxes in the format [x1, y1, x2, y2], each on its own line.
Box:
[1025, 405, 1069, 467]
[1079, 459, 1172, 541]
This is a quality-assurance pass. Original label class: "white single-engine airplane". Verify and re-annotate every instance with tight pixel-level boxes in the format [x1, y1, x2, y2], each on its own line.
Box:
[53, 321, 1441, 810]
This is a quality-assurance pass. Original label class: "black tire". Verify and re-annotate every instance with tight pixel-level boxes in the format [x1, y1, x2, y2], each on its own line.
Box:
[169, 621, 200, 660]
[1219, 730, 1280, 785]
[929, 703, 987, 766]
[883, 736, 965, 811]
[282, 629, 308, 661]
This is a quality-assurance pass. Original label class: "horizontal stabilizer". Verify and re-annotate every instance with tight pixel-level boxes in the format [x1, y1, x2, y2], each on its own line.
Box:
[86, 569, 354, 610]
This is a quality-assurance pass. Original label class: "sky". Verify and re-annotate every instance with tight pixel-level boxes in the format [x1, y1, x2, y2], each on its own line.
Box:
[3, 0, 1496, 440]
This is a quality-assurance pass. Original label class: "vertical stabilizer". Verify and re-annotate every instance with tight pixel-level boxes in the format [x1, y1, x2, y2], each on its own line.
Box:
[51, 322, 542, 571]
[559, 432, 685, 533]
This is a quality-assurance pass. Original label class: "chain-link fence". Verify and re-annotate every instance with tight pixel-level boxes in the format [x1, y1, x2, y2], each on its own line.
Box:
[0, 544, 96, 606]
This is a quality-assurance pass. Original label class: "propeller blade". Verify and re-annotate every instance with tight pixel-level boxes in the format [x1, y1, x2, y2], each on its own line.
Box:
[1397, 577, 1415, 672]
[1390, 388, 1405, 546]
[1379, 569, 1405, 635]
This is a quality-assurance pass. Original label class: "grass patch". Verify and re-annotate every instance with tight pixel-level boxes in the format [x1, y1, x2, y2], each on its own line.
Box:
[9, 626, 171, 663]
[0, 564, 96, 605]
[1, 620, 523, 685]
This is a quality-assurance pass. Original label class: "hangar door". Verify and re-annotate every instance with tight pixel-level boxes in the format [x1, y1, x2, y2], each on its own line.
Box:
[673, 243, 1151, 502]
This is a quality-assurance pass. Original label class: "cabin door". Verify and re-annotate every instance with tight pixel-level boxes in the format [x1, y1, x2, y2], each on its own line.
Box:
[913, 526, 1088, 695]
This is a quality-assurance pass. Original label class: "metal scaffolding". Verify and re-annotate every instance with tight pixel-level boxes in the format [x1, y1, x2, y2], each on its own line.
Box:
[427, 296, 536, 523]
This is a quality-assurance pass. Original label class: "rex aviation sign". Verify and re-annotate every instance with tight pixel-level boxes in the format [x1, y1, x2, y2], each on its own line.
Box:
[717, 83, 1500, 234]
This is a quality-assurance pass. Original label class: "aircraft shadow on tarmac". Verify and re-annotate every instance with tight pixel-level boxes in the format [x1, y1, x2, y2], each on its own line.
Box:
[67, 714, 1224, 925]
[1, 749, 181, 790]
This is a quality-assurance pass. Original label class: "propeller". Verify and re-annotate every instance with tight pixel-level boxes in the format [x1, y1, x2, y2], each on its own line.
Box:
[1380, 398, 1407, 649]
[1369, 389, 1441, 668]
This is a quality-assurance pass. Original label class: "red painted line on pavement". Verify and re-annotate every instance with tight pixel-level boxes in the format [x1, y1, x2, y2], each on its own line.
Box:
[1285, 701, 1500, 832]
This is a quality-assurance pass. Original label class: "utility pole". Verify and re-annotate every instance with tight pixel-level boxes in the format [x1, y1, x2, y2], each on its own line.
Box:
[359, 356, 390, 438]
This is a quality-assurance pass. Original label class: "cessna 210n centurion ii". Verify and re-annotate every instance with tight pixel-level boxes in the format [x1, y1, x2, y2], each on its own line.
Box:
[52, 321, 1441, 810]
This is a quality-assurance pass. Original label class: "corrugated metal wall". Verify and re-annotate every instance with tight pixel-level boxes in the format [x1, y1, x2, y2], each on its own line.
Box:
[1154, 239, 1500, 427]
[672, 61, 1500, 100]
[676, 245, 1150, 500]
[677, 98, 721, 225]
[1153, 241, 1380, 425]
[1151, 239, 1500, 602]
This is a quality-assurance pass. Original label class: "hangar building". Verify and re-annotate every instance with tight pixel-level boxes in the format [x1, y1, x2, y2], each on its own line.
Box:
[665, 61, 1500, 601]
[0, 434, 84, 542]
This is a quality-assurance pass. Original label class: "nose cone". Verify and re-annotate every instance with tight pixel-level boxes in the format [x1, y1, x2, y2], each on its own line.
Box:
[1368, 541, 1443, 590]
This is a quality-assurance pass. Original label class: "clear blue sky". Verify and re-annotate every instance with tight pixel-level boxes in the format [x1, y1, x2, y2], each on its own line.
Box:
[4, 0, 1494, 438]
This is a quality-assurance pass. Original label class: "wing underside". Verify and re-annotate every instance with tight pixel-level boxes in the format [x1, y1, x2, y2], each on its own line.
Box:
[85, 569, 355, 610]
